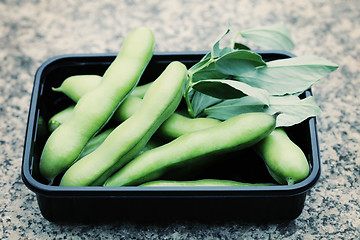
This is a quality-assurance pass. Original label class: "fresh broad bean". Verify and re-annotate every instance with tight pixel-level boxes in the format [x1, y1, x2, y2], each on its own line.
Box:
[111, 95, 142, 122]
[40, 27, 155, 183]
[157, 112, 220, 139]
[53, 75, 102, 102]
[129, 82, 152, 98]
[47, 105, 75, 132]
[60, 61, 188, 186]
[254, 128, 310, 185]
[53, 74, 222, 139]
[54, 74, 149, 102]
[104, 112, 276, 187]
[139, 179, 276, 187]
[78, 128, 114, 159]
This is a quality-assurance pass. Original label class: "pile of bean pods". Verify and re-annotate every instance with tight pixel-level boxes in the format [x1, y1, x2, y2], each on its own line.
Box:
[39, 27, 310, 187]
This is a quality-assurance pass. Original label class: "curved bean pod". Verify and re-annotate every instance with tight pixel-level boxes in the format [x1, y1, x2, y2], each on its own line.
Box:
[129, 82, 152, 98]
[60, 61, 188, 186]
[104, 112, 276, 187]
[254, 128, 310, 185]
[139, 179, 276, 187]
[53, 75, 102, 102]
[78, 128, 114, 159]
[40, 27, 155, 183]
[157, 112, 221, 139]
[53, 74, 149, 102]
[48, 105, 75, 132]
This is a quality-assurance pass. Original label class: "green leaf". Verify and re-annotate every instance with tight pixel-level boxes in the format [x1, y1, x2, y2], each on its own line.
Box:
[192, 79, 269, 104]
[191, 61, 229, 83]
[235, 56, 339, 95]
[203, 95, 322, 127]
[204, 96, 266, 120]
[188, 58, 210, 74]
[265, 95, 322, 127]
[215, 50, 266, 76]
[200, 51, 212, 61]
[239, 23, 295, 51]
[189, 88, 222, 117]
[211, 28, 233, 58]
[233, 42, 251, 50]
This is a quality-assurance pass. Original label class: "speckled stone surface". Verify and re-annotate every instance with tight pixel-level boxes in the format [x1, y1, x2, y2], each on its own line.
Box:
[1, 0, 359, 239]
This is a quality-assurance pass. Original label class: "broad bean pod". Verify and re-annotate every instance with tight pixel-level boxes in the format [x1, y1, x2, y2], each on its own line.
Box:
[53, 75, 102, 102]
[40, 27, 155, 183]
[53, 74, 150, 101]
[254, 128, 310, 185]
[139, 179, 275, 187]
[129, 82, 152, 98]
[78, 128, 114, 159]
[47, 105, 75, 132]
[104, 112, 276, 187]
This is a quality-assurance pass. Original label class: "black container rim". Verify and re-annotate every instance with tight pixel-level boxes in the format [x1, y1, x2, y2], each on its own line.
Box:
[22, 51, 321, 199]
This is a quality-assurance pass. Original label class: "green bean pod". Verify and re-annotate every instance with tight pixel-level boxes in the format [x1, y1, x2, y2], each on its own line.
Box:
[47, 105, 75, 132]
[53, 75, 102, 102]
[254, 128, 310, 185]
[111, 95, 142, 122]
[54, 74, 148, 104]
[129, 82, 152, 98]
[40, 27, 155, 183]
[78, 128, 114, 159]
[157, 112, 221, 139]
[53, 73, 222, 139]
[60, 61, 188, 186]
[139, 179, 276, 187]
[104, 112, 276, 187]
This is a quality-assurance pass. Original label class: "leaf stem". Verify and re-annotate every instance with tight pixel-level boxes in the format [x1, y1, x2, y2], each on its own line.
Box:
[184, 80, 195, 118]
[184, 58, 217, 118]
[187, 57, 216, 76]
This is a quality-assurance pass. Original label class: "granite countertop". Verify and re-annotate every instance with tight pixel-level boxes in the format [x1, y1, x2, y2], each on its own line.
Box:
[1, 0, 359, 239]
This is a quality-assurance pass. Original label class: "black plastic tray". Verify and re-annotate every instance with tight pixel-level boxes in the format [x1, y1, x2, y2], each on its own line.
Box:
[22, 51, 321, 222]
